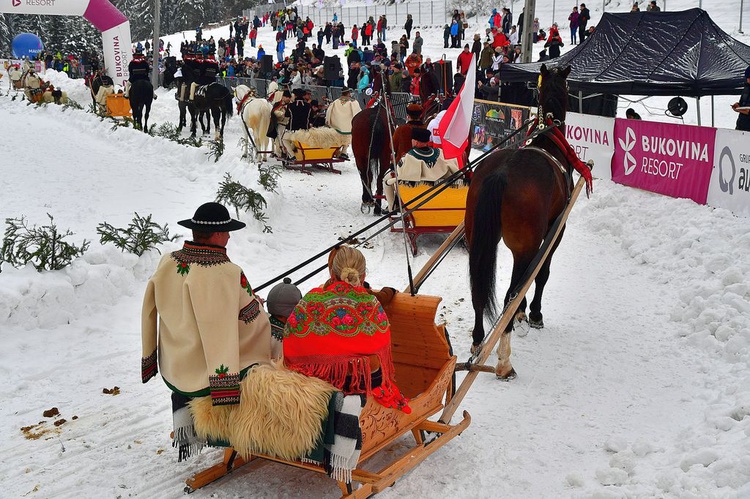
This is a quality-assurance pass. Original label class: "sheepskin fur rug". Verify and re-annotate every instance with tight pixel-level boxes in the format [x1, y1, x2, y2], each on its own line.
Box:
[190, 364, 336, 460]
[287, 127, 350, 149]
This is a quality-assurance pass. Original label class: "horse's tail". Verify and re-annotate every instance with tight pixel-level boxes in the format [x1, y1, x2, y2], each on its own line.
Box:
[469, 168, 506, 320]
[224, 92, 234, 118]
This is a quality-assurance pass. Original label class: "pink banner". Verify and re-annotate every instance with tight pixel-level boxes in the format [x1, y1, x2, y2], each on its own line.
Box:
[611, 119, 716, 204]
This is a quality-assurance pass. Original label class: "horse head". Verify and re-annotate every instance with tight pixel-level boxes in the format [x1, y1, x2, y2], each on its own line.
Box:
[538, 64, 571, 126]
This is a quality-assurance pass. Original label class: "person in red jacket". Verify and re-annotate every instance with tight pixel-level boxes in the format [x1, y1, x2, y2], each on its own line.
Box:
[456, 44, 474, 76]
[491, 28, 510, 49]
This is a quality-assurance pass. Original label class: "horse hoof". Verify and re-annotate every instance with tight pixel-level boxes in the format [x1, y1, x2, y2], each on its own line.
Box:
[528, 313, 544, 329]
[515, 311, 527, 323]
[495, 366, 517, 381]
[515, 319, 530, 338]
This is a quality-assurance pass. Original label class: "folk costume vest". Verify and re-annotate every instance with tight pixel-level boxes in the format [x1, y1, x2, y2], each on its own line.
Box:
[283, 281, 410, 412]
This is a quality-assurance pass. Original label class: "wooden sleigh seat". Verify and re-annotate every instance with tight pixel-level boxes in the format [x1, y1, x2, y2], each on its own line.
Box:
[283, 141, 345, 175]
[391, 184, 469, 255]
[106, 93, 131, 118]
[185, 292, 470, 497]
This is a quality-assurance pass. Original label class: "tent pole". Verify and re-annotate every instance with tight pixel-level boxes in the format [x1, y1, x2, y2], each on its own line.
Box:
[740, 0, 745, 34]
[579, 91, 582, 113]
[711, 95, 715, 128]
[696, 96, 701, 127]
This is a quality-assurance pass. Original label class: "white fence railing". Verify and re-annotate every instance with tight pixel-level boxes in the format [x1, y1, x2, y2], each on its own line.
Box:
[291, 1, 451, 31]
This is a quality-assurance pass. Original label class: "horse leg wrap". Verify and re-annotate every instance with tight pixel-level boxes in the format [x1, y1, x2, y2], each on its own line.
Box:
[189, 83, 197, 101]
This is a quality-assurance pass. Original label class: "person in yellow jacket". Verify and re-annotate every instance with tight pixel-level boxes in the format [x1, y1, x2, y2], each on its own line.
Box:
[141, 202, 279, 460]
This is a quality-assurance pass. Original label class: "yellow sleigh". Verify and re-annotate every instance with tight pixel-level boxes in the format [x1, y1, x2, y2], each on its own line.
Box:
[391, 183, 469, 255]
[283, 141, 345, 174]
[105, 93, 131, 118]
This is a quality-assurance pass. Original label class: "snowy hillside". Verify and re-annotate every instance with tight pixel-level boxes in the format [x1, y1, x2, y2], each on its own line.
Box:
[1, 1, 750, 498]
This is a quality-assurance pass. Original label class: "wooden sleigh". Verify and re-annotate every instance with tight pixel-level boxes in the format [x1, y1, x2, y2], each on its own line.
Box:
[391, 183, 469, 255]
[283, 141, 345, 175]
[185, 292, 471, 497]
[105, 93, 132, 118]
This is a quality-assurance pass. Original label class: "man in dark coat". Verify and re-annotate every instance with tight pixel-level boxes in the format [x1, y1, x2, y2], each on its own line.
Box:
[288, 88, 312, 131]
[124, 49, 155, 99]
[732, 66, 750, 131]
[419, 62, 440, 103]
[578, 3, 591, 44]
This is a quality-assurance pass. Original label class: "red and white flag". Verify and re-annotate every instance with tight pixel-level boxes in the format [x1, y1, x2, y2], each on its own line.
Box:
[437, 53, 476, 166]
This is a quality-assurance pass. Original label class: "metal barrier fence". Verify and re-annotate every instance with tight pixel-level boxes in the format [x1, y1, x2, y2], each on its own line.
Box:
[216, 77, 532, 150]
[216, 76, 414, 122]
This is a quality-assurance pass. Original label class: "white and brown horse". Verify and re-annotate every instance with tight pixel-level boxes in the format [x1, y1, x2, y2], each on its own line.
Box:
[234, 84, 272, 161]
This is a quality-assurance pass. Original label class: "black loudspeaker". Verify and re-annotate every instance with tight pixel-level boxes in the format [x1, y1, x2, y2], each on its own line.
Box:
[261, 55, 274, 74]
[667, 96, 688, 117]
[324, 56, 342, 81]
[433, 60, 454, 94]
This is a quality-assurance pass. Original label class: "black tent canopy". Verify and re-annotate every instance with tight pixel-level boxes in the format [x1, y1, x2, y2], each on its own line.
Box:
[499, 8, 750, 97]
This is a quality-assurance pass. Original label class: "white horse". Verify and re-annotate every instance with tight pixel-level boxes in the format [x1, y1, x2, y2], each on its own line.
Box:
[234, 84, 272, 162]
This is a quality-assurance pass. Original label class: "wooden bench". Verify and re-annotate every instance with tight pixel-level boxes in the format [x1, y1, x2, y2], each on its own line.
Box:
[283, 141, 345, 174]
[184, 292, 469, 497]
[391, 183, 469, 255]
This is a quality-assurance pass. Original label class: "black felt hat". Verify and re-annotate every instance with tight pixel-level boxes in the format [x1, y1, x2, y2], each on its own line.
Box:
[178, 202, 246, 232]
[412, 127, 432, 142]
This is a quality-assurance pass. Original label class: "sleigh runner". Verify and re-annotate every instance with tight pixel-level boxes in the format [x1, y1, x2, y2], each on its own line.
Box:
[184, 292, 470, 496]
[283, 141, 346, 175]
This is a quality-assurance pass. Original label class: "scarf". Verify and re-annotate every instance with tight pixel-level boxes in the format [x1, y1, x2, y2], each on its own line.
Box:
[284, 281, 410, 413]
[326, 393, 365, 482]
[171, 392, 204, 462]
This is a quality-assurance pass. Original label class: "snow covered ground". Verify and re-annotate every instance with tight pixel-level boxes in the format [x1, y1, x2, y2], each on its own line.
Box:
[1, 1, 750, 498]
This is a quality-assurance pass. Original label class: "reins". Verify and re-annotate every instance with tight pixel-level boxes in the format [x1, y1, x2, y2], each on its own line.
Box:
[254, 115, 537, 294]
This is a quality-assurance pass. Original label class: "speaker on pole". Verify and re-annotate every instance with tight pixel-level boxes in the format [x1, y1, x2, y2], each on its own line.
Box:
[324, 56, 342, 81]
[433, 61, 453, 95]
[261, 54, 274, 74]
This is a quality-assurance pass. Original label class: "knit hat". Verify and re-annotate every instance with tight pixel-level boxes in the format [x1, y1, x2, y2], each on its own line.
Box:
[412, 127, 431, 142]
[267, 277, 302, 317]
[178, 202, 245, 232]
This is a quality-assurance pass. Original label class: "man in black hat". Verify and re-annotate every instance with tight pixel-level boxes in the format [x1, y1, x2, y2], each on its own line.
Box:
[731, 65, 750, 131]
[383, 127, 460, 212]
[288, 88, 312, 131]
[141, 202, 277, 459]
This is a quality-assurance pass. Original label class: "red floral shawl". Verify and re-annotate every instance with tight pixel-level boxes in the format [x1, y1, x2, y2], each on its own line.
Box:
[284, 281, 409, 411]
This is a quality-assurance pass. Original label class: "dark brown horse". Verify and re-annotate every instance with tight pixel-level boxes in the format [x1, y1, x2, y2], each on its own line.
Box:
[465, 64, 573, 380]
[351, 69, 394, 215]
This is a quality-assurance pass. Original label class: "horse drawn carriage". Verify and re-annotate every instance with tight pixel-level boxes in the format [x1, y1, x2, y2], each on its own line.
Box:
[7, 65, 68, 105]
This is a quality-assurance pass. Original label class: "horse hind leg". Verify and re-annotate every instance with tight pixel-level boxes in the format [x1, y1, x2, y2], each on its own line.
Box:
[494, 256, 533, 380]
[495, 332, 517, 380]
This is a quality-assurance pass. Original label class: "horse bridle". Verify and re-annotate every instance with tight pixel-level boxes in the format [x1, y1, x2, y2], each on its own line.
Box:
[524, 108, 574, 196]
